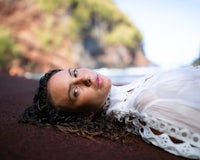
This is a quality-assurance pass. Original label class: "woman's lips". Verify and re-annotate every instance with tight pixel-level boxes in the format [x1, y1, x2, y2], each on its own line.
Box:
[97, 74, 103, 89]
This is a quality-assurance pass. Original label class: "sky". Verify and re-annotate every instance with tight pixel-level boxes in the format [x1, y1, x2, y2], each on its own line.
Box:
[114, 0, 200, 69]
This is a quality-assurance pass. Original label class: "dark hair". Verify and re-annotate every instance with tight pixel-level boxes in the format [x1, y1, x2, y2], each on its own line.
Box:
[19, 69, 134, 142]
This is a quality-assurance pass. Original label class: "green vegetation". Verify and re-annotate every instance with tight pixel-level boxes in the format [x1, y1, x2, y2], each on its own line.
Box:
[0, 26, 19, 68]
[36, 0, 142, 48]
[35, 16, 67, 51]
[103, 24, 142, 47]
[36, 0, 68, 12]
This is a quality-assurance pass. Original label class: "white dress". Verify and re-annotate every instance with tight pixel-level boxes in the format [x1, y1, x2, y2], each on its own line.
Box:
[106, 66, 200, 159]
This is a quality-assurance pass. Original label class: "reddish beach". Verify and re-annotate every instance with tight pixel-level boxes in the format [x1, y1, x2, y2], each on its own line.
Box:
[0, 73, 186, 160]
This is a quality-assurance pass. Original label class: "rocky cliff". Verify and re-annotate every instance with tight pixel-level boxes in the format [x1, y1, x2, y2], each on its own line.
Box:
[0, 0, 152, 76]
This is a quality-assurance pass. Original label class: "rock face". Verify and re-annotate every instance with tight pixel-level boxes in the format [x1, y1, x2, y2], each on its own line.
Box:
[72, 39, 151, 68]
[0, 0, 152, 75]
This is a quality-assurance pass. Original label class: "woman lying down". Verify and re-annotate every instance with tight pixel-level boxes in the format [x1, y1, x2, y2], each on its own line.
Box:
[20, 66, 200, 159]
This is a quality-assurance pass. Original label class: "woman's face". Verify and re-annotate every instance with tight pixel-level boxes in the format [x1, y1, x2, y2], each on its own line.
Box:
[47, 68, 111, 112]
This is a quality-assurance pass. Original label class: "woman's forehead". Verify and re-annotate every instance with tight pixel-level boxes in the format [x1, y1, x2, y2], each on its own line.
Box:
[52, 70, 68, 79]
[47, 70, 70, 107]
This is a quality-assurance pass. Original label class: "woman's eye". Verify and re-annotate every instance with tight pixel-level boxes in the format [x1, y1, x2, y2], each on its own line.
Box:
[74, 69, 78, 77]
[73, 87, 79, 97]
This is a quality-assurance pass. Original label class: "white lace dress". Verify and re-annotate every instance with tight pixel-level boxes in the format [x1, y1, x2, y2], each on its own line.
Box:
[106, 66, 200, 159]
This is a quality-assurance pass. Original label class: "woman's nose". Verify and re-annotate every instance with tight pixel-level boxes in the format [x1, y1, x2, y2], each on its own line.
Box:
[75, 76, 92, 86]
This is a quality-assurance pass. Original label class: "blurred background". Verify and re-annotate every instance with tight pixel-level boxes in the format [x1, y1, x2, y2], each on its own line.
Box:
[114, 0, 200, 70]
[0, 0, 199, 84]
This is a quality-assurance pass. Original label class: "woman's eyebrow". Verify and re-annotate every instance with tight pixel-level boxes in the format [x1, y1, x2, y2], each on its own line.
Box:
[68, 84, 73, 103]
[68, 68, 72, 77]
[67, 68, 73, 103]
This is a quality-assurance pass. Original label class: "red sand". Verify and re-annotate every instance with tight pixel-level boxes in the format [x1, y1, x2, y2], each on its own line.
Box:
[0, 73, 186, 160]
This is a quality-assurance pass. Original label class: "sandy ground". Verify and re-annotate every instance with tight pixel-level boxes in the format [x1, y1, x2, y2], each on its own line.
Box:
[0, 73, 186, 160]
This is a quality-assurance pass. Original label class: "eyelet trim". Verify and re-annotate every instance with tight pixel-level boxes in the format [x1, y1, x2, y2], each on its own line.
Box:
[113, 110, 200, 159]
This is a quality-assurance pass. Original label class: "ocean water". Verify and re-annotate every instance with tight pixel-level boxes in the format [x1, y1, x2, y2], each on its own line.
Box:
[94, 67, 161, 85]
[24, 66, 161, 85]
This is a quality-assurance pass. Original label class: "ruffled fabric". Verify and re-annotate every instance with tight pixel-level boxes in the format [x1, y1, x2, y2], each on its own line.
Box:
[106, 66, 200, 159]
